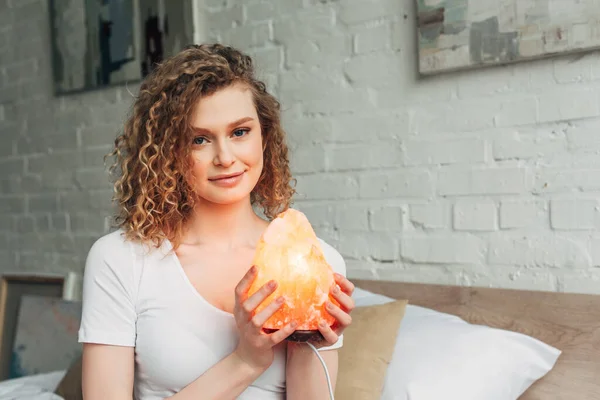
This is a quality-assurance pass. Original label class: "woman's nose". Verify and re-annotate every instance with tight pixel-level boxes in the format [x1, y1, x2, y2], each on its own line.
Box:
[213, 141, 235, 167]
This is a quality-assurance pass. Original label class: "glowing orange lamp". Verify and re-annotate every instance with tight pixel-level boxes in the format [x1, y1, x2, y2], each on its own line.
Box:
[247, 208, 339, 342]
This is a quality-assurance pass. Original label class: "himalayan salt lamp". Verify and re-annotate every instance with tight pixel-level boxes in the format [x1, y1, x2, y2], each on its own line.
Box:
[247, 208, 339, 342]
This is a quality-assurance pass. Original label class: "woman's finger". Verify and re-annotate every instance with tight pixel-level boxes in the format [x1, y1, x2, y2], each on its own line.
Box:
[330, 284, 355, 313]
[250, 295, 285, 329]
[268, 321, 298, 345]
[317, 320, 339, 345]
[334, 273, 355, 295]
[325, 301, 352, 328]
[234, 266, 258, 305]
[242, 280, 278, 316]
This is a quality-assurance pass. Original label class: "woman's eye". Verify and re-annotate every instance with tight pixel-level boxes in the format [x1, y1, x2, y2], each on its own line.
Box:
[193, 136, 205, 145]
[233, 128, 249, 137]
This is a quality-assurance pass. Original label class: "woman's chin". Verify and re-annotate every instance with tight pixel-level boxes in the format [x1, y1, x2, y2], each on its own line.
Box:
[200, 189, 253, 206]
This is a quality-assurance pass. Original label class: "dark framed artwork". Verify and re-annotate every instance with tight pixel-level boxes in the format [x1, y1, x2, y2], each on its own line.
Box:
[0, 274, 65, 381]
[48, 0, 195, 95]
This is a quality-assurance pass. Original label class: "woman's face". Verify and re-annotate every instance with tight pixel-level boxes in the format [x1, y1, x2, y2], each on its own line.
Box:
[187, 83, 264, 206]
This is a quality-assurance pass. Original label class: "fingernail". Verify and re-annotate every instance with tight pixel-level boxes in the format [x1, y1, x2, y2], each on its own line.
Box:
[291, 321, 297, 328]
[320, 321, 327, 328]
[277, 296, 285, 304]
[268, 280, 277, 289]
[327, 301, 334, 310]
[332, 286, 340, 294]
[250, 265, 257, 273]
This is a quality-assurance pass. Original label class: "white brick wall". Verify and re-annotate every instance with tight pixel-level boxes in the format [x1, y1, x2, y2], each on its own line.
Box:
[2, 0, 600, 295]
[201, 0, 600, 294]
[0, 0, 129, 278]
[453, 200, 497, 231]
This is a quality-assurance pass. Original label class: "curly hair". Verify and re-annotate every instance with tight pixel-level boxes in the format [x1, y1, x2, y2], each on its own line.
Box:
[106, 43, 296, 249]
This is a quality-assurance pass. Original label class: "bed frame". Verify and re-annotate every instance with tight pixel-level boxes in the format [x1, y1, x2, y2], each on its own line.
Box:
[352, 279, 600, 400]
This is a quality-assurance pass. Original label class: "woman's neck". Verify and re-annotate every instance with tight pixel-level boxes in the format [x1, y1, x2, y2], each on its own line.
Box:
[182, 197, 267, 249]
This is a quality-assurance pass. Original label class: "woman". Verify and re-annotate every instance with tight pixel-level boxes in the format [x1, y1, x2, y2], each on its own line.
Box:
[79, 43, 355, 399]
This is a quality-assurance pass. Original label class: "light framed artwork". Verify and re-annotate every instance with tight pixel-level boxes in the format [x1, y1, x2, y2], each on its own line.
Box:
[0, 274, 65, 380]
[48, 0, 195, 95]
[10, 295, 82, 379]
[416, 0, 600, 75]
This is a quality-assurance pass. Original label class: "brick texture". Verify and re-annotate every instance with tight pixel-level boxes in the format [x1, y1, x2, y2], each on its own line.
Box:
[1, 0, 600, 294]
[0, 0, 126, 281]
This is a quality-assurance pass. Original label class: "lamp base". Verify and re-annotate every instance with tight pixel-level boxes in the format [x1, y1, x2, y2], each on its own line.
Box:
[263, 329, 325, 343]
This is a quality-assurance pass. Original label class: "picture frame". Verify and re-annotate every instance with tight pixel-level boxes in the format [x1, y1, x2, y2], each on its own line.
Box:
[10, 295, 82, 379]
[415, 0, 600, 76]
[0, 274, 65, 381]
[48, 0, 196, 96]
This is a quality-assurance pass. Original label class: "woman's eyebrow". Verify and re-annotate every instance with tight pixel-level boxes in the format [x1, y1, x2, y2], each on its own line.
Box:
[191, 116, 255, 134]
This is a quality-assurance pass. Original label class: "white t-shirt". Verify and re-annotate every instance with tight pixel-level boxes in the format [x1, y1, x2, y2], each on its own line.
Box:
[78, 229, 346, 400]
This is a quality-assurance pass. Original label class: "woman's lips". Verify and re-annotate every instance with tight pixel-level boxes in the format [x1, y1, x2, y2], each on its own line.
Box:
[209, 171, 245, 187]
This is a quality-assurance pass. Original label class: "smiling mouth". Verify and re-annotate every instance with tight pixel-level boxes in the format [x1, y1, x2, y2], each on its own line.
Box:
[209, 171, 245, 181]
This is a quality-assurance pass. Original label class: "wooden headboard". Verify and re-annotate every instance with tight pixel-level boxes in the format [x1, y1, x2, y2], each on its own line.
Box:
[352, 279, 600, 400]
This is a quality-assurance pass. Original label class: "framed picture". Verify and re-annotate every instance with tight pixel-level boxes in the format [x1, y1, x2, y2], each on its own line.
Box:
[10, 295, 82, 379]
[0, 274, 65, 381]
[416, 0, 600, 75]
[48, 0, 195, 95]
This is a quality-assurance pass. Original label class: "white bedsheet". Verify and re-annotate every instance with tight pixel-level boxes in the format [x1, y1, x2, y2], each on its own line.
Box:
[0, 370, 66, 400]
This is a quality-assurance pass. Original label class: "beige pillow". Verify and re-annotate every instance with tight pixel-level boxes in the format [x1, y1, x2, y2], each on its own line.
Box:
[335, 299, 408, 400]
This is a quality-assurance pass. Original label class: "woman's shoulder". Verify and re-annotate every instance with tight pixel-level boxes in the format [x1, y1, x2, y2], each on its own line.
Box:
[83, 229, 158, 294]
[88, 228, 164, 257]
[317, 237, 346, 277]
[86, 229, 171, 272]
[87, 228, 133, 262]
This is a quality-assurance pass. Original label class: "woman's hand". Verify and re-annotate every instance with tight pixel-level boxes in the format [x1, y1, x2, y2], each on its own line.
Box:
[233, 265, 298, 372]
[313, 273, 355, 348]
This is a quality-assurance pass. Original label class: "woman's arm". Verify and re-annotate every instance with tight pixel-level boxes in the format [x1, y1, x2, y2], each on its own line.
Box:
[286, 273, 355, 399]
[82, 344, 135, 400]
[285, 344, 339, 400]
[167, 351, 264, 400]
[82, 343, 265, 400]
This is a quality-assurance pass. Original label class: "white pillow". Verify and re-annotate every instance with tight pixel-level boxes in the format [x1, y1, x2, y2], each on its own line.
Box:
[352, 287, 561, 400]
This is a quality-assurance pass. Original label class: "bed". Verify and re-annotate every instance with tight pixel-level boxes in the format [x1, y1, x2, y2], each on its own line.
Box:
[0, 280, 597, 400]
[0, 369, 65, 399]
[352, 279, 600, 400]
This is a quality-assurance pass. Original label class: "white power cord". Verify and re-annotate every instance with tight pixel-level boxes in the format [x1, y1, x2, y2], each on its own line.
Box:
[306, 342, 335, 400]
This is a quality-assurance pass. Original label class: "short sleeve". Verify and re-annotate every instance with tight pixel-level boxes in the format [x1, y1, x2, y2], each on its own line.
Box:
[78, 232, 137, 347]
[317, 238, 347, 352]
